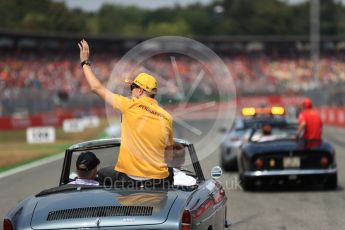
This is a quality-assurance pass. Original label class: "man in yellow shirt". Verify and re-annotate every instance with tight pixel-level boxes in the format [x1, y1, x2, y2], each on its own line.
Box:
[78, 39, 174, 186]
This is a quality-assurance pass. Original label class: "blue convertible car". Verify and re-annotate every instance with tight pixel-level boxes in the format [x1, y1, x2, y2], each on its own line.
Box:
[4, 138, 230, 230]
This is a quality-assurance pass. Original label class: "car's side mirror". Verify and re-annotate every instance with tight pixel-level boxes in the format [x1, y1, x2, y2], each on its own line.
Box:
[211, 166, 223, 180]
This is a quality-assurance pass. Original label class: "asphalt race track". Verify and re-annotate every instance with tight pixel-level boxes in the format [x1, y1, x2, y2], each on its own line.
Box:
[1, 120, 345, 230]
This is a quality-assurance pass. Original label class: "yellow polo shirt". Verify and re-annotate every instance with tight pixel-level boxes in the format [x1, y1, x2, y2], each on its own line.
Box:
[112, 94, 173, 179]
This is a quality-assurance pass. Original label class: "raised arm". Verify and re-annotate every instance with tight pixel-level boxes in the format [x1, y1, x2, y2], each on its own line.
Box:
[78, 39, 114, 106]
[296, 113, 306, 139]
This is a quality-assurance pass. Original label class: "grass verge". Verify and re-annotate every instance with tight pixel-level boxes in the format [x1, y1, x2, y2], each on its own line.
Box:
[0, 118, 108, 171]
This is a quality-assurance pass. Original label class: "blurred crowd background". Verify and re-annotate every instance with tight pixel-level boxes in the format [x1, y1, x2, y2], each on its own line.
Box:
[1, 0, 345, 116]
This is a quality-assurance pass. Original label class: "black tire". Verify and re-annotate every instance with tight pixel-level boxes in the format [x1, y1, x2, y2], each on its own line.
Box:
[239, 175, 255, 191]
[324, 174, 337, 190]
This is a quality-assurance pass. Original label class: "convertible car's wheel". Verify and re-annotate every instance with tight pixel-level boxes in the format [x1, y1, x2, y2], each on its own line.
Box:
[239, 175, 254, 191]
[324, 174, 337, 190]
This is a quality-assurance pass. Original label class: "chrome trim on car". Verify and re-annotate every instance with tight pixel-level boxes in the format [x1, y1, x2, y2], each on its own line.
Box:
[67, 138, 121, 150]
[173, 138, 192, 146]
[68, 138, 192, 151]
[244, 168, 337, 177]
[67, 138, 191, 151]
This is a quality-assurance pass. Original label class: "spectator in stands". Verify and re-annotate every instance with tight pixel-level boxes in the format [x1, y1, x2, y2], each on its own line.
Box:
[3, 46, 345, 116]
[296, 98, 323, 140]
[69, 151, 100, 186]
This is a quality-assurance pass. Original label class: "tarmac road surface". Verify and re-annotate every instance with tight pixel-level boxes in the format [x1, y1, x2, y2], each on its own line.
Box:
[1, 120, 345, 230]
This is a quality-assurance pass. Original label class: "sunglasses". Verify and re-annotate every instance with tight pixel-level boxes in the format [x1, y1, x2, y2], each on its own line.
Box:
[130, 83, 140, 91]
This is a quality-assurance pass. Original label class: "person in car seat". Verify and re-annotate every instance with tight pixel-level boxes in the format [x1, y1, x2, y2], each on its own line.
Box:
[69, 151, 100, 186]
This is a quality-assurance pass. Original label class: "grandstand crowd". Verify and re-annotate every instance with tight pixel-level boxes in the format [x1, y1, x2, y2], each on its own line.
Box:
[1, 49, 345, 115]
[1, 51, 345, 91]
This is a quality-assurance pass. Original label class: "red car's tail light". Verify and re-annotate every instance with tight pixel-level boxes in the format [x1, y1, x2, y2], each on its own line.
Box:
[181, 210, 191, 230]
[219, 187, 226, 196]
[255, 159, 264, 169]
[320, 157, 329, 167]
[213, 188, 226, 204]
[3, 219, 13, 230]
[191, 198, 215, 219]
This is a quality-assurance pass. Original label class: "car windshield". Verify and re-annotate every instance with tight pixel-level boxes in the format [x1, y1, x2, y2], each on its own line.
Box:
[242, 118, 287, 129]
[68, 143, 197, 183]
[250, 125, 298, 142]
[231, 129, 246, 137]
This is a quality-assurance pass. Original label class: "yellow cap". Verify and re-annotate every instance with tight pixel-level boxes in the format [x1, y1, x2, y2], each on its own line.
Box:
[129, 73, 157, 93]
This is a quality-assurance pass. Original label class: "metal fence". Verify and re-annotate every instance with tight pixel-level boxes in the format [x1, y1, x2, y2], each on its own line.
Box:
[0, 88, 103, 116]
[1, 84, 344, 116]
[305, 82, 345, 107]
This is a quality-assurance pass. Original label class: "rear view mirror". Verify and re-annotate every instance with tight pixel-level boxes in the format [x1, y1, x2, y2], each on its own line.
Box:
[211, 166, 223, 180]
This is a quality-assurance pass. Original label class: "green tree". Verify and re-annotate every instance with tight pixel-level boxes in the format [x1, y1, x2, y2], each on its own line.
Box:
[289, 1, 309, 35]
[20, 13, 48, 31]
[146, 19, 191, 36]
[177, 4, 214, 35]
[320, 0, 338, 35]
[97, 5, 147, 35]
[0, 0, 345, 36]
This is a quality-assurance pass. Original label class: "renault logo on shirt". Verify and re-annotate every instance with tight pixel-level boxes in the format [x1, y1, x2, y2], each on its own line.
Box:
[138, 105, 169, 121]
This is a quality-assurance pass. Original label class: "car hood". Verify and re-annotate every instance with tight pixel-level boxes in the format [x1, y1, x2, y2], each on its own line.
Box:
[31, 189, 177, 229]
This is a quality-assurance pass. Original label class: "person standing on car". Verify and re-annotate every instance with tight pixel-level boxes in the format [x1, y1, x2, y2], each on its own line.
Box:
[296, 98, 323, 140]
[78, 40, 174, 186]
[69, 151, 100, 186]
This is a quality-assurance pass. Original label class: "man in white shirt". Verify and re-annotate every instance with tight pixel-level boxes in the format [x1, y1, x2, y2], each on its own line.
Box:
[258, 124, 276, 142]
[167, 143, 196, 186]
[69, 151, 100, 186]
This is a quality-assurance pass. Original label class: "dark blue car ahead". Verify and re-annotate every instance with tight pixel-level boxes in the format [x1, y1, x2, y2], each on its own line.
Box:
[238, 125, 337, 191]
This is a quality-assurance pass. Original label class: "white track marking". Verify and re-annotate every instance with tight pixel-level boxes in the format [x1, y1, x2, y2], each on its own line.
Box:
[0, 153, 64, 179]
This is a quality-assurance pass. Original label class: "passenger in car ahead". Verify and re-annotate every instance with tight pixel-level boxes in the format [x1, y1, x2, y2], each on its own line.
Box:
[258, 124, 276, 142]
[296, 98, 323, 141]
[68, 151, 100, 186]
